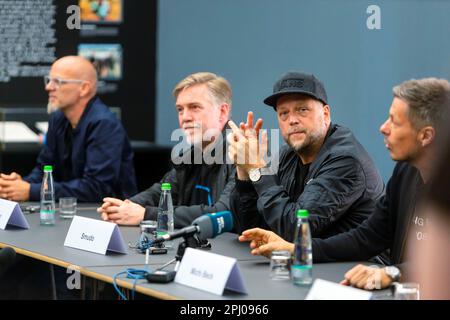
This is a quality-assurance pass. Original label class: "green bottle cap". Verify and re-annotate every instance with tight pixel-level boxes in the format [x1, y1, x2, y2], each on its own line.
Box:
[44, 165, 53, 172]
[161, 183, 171, 191]
[296, 209, 309, 218]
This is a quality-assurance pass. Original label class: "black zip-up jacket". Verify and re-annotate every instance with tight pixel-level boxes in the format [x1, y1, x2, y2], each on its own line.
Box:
[230, 123, 384, 241]
[312, 162, 423, 265]
[130, 130, 235, 228]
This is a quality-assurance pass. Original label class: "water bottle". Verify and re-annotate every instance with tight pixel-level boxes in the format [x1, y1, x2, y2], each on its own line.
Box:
[292, 209, 313, 285]
[40, 165, 55, 225]
[157, 183, 174, 248]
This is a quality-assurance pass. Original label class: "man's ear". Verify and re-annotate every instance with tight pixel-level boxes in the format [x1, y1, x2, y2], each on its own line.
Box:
[79, 81, 92, 98]
[220, 103, 231, 123]
[419, 126, 435, 147]
[323, 104, 331, 123]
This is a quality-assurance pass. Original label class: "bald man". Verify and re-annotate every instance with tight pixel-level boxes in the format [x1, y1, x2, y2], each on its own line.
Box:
[0, 56, 137, 202]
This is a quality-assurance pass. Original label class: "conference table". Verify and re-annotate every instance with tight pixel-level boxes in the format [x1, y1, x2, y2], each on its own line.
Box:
[0, 203, 391, 300]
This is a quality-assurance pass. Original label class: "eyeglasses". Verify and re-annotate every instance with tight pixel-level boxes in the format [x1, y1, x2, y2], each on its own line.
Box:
[44, 76, 85, 89]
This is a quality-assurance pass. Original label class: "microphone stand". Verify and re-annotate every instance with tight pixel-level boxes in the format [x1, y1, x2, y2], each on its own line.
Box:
[155, 234, 211, 273]
[174, 234, 202, 272]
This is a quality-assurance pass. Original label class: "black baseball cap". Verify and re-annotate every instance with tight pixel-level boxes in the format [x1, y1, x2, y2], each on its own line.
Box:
[263, 71, 328, 108]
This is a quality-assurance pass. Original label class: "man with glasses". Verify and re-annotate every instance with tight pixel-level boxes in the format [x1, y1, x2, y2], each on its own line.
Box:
[0, 55, 137, 202]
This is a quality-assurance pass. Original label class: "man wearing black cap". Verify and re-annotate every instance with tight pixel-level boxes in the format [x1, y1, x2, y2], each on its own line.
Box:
[227, 71, 384, 243]
[238, 77, 450, 291]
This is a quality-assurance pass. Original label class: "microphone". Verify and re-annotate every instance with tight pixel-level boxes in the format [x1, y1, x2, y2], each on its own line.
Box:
[0, 247, 16, 276]
[152, 211, 233, 244]
[193, 211, 234, 240]
[152, 225, 199, 244]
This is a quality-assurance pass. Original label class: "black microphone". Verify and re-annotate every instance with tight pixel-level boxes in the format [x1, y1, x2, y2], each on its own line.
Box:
[0, 247, 16, 276]
[152, 211, 233, 244]
[152, 225, 199, 244]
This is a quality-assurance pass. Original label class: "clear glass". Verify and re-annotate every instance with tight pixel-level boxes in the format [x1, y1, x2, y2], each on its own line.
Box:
[140, 220, 157, 243]
[394, 283, 420, 300]
[59, 197, 77, 219]
[270, 250, 291, 280]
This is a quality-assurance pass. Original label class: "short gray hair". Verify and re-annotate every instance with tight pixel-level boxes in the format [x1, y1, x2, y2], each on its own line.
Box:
[393, 77, 450, 129]
[173, 72, 232, 107]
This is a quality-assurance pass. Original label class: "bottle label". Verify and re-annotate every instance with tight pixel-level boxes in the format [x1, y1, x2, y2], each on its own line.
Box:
[292, 265, 312, 270]
[157, 212, 169, 231]
[156, 231, 168, 237]
[40, 209, 55, 219]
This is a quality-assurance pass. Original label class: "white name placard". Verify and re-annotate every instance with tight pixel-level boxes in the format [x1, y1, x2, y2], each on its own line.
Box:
[306, 279, 373, 300]
[64, 216, 127, 255]
[0, 199, 30, 230]
[175, 247, 247, 296]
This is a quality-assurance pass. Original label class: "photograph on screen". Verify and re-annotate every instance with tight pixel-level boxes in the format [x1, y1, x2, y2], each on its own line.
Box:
[79, 0, 123, 23]
[78, 44, 123, 80]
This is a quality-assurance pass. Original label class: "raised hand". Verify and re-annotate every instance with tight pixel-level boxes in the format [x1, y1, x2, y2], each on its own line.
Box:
[227, 112, 268, 180]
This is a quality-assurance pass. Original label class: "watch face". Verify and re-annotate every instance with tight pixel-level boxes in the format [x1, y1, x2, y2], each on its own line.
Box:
[386, 266, 400, 280]
[249, 168, 261, 182]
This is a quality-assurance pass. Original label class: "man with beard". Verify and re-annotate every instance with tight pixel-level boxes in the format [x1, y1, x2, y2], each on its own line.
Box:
[0, 56, 137, 202]
[228, 71, 384, 242]
[238, 77, 450, 291]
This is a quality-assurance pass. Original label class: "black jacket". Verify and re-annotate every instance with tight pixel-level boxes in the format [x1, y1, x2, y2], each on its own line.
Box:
[312, 162, 423, 264]
[230, 123, 384, 241]
[130, 132, 235, 228]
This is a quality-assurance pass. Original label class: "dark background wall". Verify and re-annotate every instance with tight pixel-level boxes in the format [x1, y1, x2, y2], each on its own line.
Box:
[0, 0, 167, 191]
[0, 0, 157, 142]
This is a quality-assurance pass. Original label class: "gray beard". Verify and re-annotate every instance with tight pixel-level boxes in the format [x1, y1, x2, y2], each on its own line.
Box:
[286, 131, 323, 156]
[47, 102, 59, 114]
[288, 139, 313, 155]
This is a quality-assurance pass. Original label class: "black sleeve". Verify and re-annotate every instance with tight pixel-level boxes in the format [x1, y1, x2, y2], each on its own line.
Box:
[252, 156, 367, 241]
[129, 169, 178, 220]
[133, 167, 236, 229]
[170, 176, 236, 228]
[229, 178, 269, 234]
[311, 178, 394, 263]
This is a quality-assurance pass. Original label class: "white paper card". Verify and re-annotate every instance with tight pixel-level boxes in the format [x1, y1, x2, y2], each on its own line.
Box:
[175, 247, 247, 296]
[35, 121, 49, 134]
[64, 216, 127, 255]
[0, 199, 30, 230]
[0, 121, 39, 142]
[306, 279, 373, 300]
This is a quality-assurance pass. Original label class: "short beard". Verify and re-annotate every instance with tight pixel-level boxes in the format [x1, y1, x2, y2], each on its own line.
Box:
[47, 102, 59, 114]
[185, 129, 204, 147]
[186, 135, 202, 147]
[286, 130, 323, 156]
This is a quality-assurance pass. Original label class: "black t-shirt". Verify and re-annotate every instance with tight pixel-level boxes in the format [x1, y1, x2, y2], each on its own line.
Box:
[292, 161, 311, 198]
[183, 147, 215, 207]
[189, 165, 213, 206]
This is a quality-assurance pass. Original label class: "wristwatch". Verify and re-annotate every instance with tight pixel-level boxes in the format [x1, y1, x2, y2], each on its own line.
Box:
[248, 168, 262, 182]
[384, 266, 401, 281]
